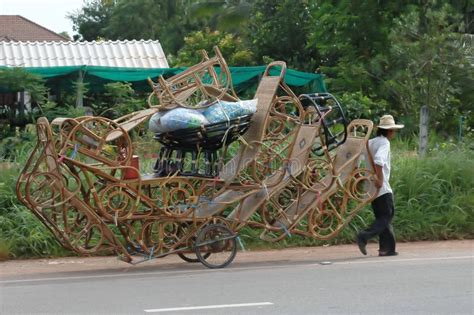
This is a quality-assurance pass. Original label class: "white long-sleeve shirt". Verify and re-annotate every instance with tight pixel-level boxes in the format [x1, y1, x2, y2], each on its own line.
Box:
[368, 136, 392, 197]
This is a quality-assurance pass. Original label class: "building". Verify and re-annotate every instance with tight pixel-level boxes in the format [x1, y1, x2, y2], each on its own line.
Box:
[0, 16, 170, 119]
[0, 15, 69, 42]
[1, 39, 169, 68]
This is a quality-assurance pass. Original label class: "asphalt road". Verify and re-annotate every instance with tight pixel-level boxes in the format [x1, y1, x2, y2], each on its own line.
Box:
[1, 241, 473, 314]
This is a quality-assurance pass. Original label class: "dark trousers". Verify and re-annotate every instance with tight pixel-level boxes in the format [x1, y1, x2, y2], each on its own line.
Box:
[358, 193, 396, 252]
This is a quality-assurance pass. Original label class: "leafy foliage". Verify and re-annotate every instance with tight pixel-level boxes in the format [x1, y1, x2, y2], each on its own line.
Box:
[246, 0, 319, 70]
[68, 0, 473, 138]
[172, 28, 255, 66]
[68, 0, 115, 41]
[307, 0, 399, 95]
[188, 0, 253, 34]
[0, 68, 48, 104]
[91, 82, 147, 118]
[39, 102, 87, 122]
[338, 91, 387, 122]
[0, 129, 35, 161]
[384, 3, 473, 134]
[69, 0, 200, 54]
[0, 68, 49, 127]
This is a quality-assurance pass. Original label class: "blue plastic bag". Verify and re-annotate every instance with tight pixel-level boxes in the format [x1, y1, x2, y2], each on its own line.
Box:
[149, 108, 209, 133]
[203, 99, 257, 124]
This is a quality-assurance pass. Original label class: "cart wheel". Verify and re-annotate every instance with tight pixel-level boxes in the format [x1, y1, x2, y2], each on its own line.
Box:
[178, 252, 211, 263]
[195, 224, 237, 269]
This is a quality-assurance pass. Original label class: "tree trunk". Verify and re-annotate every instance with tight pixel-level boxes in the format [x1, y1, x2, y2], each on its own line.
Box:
[419, 105, 429, 157]
[76, 70, 84, 108]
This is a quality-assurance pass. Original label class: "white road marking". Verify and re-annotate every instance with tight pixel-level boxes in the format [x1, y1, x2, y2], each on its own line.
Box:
[144, 302, 273, 313]
[1, 255, 472, 285]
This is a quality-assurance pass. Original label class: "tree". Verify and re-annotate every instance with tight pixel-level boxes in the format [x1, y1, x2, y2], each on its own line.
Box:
[246, 0, 319, 71]
[172, 28, 255, 66]
[188, 0, 252, 34]
[0, 68, 48, 126]
[306, 0, 472, 139]
[69, 0, 196, 54]
[68, 0, 115, 41]
[66, 0, 473, 141]
[306, 0, 412, 95]
[58, 31, 71, 40]
[384, 2, 472, 151]
[91, 82, 145, 118]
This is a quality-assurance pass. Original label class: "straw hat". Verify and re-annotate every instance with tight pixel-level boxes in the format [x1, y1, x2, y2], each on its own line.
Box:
[377, 115, 404, 129]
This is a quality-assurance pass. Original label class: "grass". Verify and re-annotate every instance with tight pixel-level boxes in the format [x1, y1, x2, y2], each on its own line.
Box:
[0, 163, 71, 259]
[0, 238, 10, 261]
[390, 145, 474, 241]
[1, 132, 473, 259]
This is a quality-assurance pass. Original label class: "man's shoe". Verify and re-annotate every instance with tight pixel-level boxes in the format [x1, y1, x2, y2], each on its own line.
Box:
[378, 251, 398, 257]
[356, 236, 367, 255]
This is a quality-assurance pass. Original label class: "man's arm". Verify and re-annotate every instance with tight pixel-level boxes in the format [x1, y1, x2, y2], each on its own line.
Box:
[372, 142, 389, 189]
[374, 164, 383, 188]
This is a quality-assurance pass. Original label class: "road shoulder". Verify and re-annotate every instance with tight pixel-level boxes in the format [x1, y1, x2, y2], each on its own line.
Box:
[1, 240, 472, 280]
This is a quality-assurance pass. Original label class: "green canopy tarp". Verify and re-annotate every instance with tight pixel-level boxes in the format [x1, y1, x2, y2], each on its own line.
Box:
[0, 65, 326, 92]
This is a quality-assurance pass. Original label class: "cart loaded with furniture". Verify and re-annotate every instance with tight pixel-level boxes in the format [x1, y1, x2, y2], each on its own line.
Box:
[17, 47, 379, 268]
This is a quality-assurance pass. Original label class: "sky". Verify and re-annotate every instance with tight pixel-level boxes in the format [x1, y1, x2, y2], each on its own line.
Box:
[1, 0, 85, 37]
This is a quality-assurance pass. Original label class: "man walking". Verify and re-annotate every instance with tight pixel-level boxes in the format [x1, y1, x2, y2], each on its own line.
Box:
[357, 114, 404, 256]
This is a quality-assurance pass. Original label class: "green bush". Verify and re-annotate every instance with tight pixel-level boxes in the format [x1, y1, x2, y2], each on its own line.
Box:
[91, 82, 146, 118]
[0, 68, 49, 129]
[172, 28, 255, 67]
[338, 91, 387, 122]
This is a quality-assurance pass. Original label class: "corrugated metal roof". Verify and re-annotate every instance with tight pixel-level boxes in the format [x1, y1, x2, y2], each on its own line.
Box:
[0, 40, 169, 68]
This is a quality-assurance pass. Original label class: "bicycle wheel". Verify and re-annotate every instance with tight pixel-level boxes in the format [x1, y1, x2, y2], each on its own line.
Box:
[195, 224, 237, 269]
[178, 252, 211, 263]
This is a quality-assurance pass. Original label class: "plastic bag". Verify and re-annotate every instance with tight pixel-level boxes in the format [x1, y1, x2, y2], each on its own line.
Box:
[148, 111, 166, 133]
[203, 99, 257, 124]
[149, 108, 209, 133]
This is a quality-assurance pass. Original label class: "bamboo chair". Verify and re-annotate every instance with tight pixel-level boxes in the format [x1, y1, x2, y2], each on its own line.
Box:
[148, 46, 238, 110]
[16, 117, 133, 261]
[192, 61, 292, 218]
[260, 119, 378, 241]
